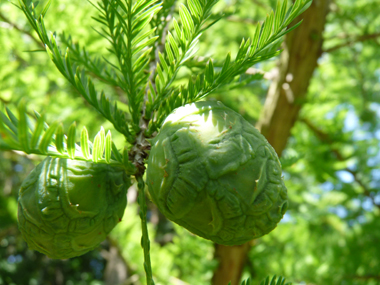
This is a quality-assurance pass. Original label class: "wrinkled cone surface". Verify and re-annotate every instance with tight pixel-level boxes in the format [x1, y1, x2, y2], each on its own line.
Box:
[147, 101, 288, 245]
[18, 157, 129, 259]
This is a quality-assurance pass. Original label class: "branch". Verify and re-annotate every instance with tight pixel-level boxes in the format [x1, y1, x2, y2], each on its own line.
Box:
[136, 175, 154, 285]
[345, 275, 380, 281]
[0, 97, 11, 105]
[324, 32, 380, 53]
[300, 118, 380, 210]
[251, 0, 271, 10]
[300, 118, 345, 160]
[226, 16, 258, 25]
[0, 12, 44, 48]
[0, 226, 18, 241]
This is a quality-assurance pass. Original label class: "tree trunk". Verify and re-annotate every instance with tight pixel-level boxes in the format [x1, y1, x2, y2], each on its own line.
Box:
[212, 1, 330, 284]
[211, 241, 254, 285]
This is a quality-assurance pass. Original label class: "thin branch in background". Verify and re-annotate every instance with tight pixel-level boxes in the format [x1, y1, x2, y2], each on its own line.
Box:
[350, 42, 370, 105]
[345, 275, 380, 281]
[226, 16, 258, 25]
[0, 97, 11, 104]
[221, 0, 266, 29]
[251, 0, 271, 10]
[324, 32, 351, 41]
[299, 118, 345, 160]
[0, 226, 18, 241]
[324, 32, 380, 53]
[374, 37, 380, 47]
[300, 118, 380, 210]
[344, 168, 376, 203]
[1, 14, 127, 106]
[0, 12, 45, 49]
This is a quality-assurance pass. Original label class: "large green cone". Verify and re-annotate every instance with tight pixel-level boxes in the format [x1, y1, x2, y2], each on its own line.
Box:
[17, 157, 130, 259]
[146, 101, 288, 245]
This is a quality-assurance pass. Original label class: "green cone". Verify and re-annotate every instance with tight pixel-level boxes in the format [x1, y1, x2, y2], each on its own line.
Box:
[146, 101, 288, 245]
[17, 157, 130, 259]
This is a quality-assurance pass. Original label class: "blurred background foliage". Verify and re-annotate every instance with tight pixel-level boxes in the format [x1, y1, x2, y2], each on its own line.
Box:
[0, 0, 379, 284]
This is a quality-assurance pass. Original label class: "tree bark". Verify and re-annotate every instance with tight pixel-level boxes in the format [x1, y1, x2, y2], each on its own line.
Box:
[211, 241, 254, 285]
[212, 1, 330, 284]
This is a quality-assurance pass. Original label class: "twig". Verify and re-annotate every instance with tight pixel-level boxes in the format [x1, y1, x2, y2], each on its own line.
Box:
[300, 118, 380, 209]
[251, 0, 271, 10]
[226, 16, 258, 25]
[345, 275, 380, 281]
[0, 12, 45, 49]
[136, 175, 155, 285]
[0, 226, 18, 241]
[324, 32, 380, 53]
[0, 97, 11, 104]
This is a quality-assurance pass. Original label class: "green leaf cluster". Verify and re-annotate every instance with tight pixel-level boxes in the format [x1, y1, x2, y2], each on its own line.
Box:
[8, 0, 312, 147]
[0, 102, 135, 172]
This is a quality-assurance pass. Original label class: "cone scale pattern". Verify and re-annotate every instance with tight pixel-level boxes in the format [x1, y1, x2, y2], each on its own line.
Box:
[147, 101, 288, 245]
[18, 157, 129, 259]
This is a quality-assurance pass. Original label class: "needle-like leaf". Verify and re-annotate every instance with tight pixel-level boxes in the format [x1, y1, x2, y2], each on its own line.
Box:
[67, 122, 76, 159]
[81, 126, 90, 159]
